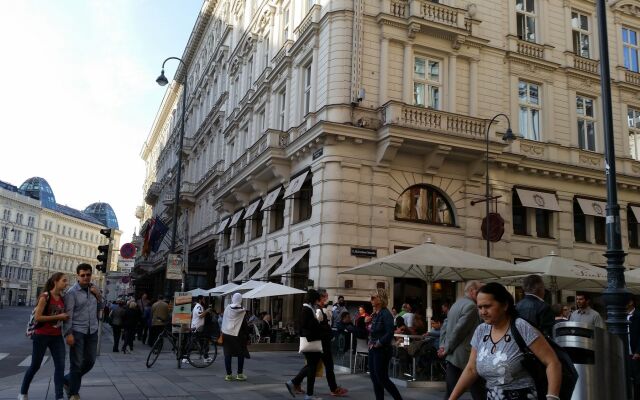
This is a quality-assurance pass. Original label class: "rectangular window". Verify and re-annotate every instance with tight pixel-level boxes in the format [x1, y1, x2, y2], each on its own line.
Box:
[246, 57, 253, 90]
[222, 265, 230, 284]
[13, 230, 21, 243]
[303, 63, 312, 116]
[223, 227, 231, 250]
[282, 6, 290, 42]
[294, 179, 313, 223]
[258, 109, 265, 135]
[251, 210, 264, 239]
[623, 27, 640, 72]
[516, 0, 536, 42]
[629, 206, 640, 248]
[518, 81, 541, 141]
[27, 216, 34, 227]
[235, 218, 246, 245]
[571, 11, 591, 58]
[413, 56, 441, 109]
[26, 233, 33, 245]
[573, 200, 587, 242]
[234, 262, 243, 280]
[594, 217, 606, 245]
[270, 194, 286, 233]
[577, 95, 596, 151]
[1, 227, 7, 239]
[16, 213, 23, 225]
[629, 107, 640, 160]
[2, 210, 9, 220]
[11, 248, 19, 260]
[279, 88, 287, 130]
[513, 193, 528, 235]
[535, 209, 553, 238]
[263, 36, 270, 69]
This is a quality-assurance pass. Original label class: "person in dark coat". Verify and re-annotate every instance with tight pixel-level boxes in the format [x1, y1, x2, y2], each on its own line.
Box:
[221, 293, 250, 381]
[110, 300, 126, 352]
[122, 301, 140, 353]
[515, 274, 554, 337]
[628, 298, 640, 400]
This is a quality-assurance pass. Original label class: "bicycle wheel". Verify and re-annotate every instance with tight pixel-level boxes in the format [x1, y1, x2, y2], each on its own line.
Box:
[186, 337, 214, 368]
[146, 335, 164, 368]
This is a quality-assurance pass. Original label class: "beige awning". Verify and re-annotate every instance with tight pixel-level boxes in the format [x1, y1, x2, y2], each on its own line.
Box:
[576, 198, 607, 217]
[233, 259, 261, 282]
[243, 199, 262, 220]
[283, 171, 310, 199]
[250, 255, 282, 280]
[271, 248, 310, 277]
[515, 188, 561, 211]
[229, 209, 245, 227]
[630, 206, 640, 222]
[214, 217, 230, 234]
[260, 187, 282, 211]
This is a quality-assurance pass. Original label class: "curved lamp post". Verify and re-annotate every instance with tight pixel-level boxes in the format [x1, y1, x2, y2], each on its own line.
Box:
[480, 114, 516, 258]
[156, 57, 187, 293]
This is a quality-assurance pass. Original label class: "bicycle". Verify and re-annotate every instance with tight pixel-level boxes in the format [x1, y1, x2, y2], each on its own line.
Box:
[146, 324, 217, 368]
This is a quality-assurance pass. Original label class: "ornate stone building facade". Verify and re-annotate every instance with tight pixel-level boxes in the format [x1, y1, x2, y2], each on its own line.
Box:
[137, 0, 640, 317]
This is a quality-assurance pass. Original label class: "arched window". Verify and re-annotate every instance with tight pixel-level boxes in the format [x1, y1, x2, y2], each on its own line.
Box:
[394, 185, 455, 225]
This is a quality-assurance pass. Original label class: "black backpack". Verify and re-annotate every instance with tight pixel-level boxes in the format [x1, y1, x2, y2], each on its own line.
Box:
[511, 318, 578, 400]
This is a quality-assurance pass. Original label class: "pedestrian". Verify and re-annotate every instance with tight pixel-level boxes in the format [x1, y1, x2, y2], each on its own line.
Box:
[221, 292, 250, 381]
[515, 275, 554, 336]
[109, 300, 125, 352]
[568, 292, 604, 328]
[368, 288, 403, 400]
[63, 263, 103, 400]
[191, 295, 212, 362]
[551, 304, 567, 325]
[122, 301, 139, 353]
[149, 295, 169, 346]
[142, 302, 152, 345]
[332, 295, 347, 329]
[441, 280, 485, 400]
[136, 293, 150, 341]
[401, 303, 414, 328]
[286, 290, 348, 399]
[19, 272, 69, 400]
[627, 298, 640, 400]
[449, 282, 562, 400]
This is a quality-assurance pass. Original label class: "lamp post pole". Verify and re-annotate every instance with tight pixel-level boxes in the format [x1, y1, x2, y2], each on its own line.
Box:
[156, 57, 187, 294]
[595, 0, 630, 396]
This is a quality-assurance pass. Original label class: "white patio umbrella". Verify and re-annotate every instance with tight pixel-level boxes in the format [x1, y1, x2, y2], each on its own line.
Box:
[242, 282, 306, 299]
[187, 288, 209, 297]
[222, 280, 265, 296]
[206, 282, 239, 295]
[339, 240, 537, 324]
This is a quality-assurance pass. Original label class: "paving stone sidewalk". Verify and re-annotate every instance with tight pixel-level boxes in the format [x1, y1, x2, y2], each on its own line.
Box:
[0, 333, 466, 400]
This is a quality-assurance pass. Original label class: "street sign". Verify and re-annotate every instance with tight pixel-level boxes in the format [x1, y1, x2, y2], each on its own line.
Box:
[120, 243, 137, 259]
[172, 291, 191, 325]
[166, 254, 183, 280]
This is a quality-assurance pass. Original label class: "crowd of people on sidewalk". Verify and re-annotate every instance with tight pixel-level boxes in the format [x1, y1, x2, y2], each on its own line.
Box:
[18, 264, 639, 400]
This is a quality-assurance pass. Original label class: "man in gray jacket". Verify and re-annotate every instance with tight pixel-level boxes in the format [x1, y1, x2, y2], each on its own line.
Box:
[63, 263, 103, 400]
[443, 280, 484, 400]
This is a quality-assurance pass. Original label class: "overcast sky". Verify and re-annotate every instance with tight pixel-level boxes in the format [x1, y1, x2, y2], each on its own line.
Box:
[0, 0, 202, 244]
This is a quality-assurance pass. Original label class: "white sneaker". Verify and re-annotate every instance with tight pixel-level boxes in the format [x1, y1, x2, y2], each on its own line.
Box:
[18, 395, 28, 400]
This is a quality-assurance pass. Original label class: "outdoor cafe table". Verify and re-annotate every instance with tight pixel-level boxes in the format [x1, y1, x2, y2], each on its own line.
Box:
[394, 333, 426, 381]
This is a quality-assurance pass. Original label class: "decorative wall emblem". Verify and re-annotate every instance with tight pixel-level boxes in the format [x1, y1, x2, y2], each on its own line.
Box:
[592, 202, 604, 215]
[533, 194, 545, 207]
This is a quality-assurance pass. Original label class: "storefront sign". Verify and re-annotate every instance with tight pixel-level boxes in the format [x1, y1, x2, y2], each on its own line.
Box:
[313, 148, 323, 160]
[172, 291, 192, 325]
[166, 254, 183, 280]
[350, 247, 377, 258]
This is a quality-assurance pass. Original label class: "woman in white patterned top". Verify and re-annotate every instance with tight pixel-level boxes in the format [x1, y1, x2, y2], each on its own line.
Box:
[449, 283, 562, 400]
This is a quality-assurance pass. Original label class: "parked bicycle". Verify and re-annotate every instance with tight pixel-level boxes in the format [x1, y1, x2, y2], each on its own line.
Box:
[146, 324, 217, 369]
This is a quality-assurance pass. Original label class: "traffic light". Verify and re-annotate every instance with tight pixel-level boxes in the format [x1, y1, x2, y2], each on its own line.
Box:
[100, 228, 112, 239]
[96, 244, 109, 273]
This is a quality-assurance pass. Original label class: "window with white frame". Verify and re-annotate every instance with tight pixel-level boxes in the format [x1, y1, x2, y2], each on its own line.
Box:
[27, 216, 34, 227]
[623, 27, 639, 72]
[577, 95, 596, 151]
[11, 248, 18, 260]
[629, 107, 640, 160]
[16, 213, 23, 225]
[263, 36, 270, 69]
[516, 0, 536, 42]
[246, 57, 253, 90]
[571, 11, 591, 58]
[278, 87, 287, 130]
[303, 62, 312, 116]
[23, 250, 31, 263]
[282, 6, 290, 43]
[26, 232, 33, 245]
[258, 109, 265, 135]
[13, 230, 21, 243]
[413, 56, 441, 109]
[518, 81, 541, 141]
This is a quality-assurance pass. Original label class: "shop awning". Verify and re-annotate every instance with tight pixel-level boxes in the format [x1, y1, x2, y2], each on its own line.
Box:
[515, 188, 561, 211]
[576, 198, 607, 217]
[260, 187, 282, 211]
[630, 206, 640, 222]
[214, 217, 230, 234]
[233, 259, 261, 282]
[229, 209, 245, 227]
[271, 248, 310, 277]
[250, 255, 282, 280]
[283, 171, 310, 199]
[244, 199, 262, 220]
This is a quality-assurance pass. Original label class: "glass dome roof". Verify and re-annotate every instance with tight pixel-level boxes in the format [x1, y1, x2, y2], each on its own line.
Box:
[84, 202, 119, 229]
[19, 177, 57, 210]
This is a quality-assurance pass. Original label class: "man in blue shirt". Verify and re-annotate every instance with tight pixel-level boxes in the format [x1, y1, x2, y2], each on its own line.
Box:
[63, 263, 102, 400]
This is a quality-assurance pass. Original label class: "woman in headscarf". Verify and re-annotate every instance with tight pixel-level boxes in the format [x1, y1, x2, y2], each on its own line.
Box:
[221, 292, 250, 381]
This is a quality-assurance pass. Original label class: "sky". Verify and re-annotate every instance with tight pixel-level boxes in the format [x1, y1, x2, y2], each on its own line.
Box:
[0, 0, 202, 244]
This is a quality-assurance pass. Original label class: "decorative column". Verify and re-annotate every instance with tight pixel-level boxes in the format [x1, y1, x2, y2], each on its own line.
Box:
[448, 53, 457, 113]
[379, 37, 389, 105]
[469, 58, 479, 116]
[403, 42, 413, 104]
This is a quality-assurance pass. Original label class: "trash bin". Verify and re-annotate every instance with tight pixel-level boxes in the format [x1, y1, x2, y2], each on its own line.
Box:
[553, 321, 626, 400]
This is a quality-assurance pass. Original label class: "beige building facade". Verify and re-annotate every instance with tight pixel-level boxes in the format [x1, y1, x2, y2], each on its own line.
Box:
[137, 0, 640, 317]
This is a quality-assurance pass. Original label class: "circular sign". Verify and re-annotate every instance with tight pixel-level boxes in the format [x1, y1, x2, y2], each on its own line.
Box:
[120, 243, 137, 259]
[481, 213, 505, 242]
[121, 276, 130, 284]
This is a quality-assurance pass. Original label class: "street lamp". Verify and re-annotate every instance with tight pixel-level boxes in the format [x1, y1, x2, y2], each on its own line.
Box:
[473, 114, 517, 258]
[156, 56, 187, 293]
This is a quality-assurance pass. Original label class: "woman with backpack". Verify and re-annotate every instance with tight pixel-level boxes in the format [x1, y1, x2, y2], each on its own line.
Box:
[19, 272, 69, 400]
[449, 282, 562, 400]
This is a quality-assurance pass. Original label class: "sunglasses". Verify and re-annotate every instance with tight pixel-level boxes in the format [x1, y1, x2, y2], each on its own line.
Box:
[79, 273, 92, 278]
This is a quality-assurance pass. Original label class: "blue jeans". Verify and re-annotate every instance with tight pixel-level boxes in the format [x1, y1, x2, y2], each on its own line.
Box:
[20, 334, 66, 398]
[224, 355, 244, 375]
[369, 346, 403, 400]
[64, 331, 98, 396]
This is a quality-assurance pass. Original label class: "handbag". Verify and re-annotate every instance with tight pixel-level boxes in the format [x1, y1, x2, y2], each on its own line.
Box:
[511, 318, 578, 400]
[26, 293, 50, 338]
[299, 336, 323, 353]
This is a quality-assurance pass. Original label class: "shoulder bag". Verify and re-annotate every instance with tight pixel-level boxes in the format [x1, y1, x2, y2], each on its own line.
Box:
[299, 304, 323, 353]
[26, 292, 51, 338]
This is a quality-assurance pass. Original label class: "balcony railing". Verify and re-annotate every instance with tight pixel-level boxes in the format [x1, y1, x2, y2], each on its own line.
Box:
[625, 70, 640, 87]
[573, 56, 599, 74]
[144, 182, 162, 206]
[381, 101, 487, 139]
[390, 0, 408, 17]
[517, 40, 544, 59]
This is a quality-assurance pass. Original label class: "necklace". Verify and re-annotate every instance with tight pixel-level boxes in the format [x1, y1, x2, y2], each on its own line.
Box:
[482, 325, 512, 354]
